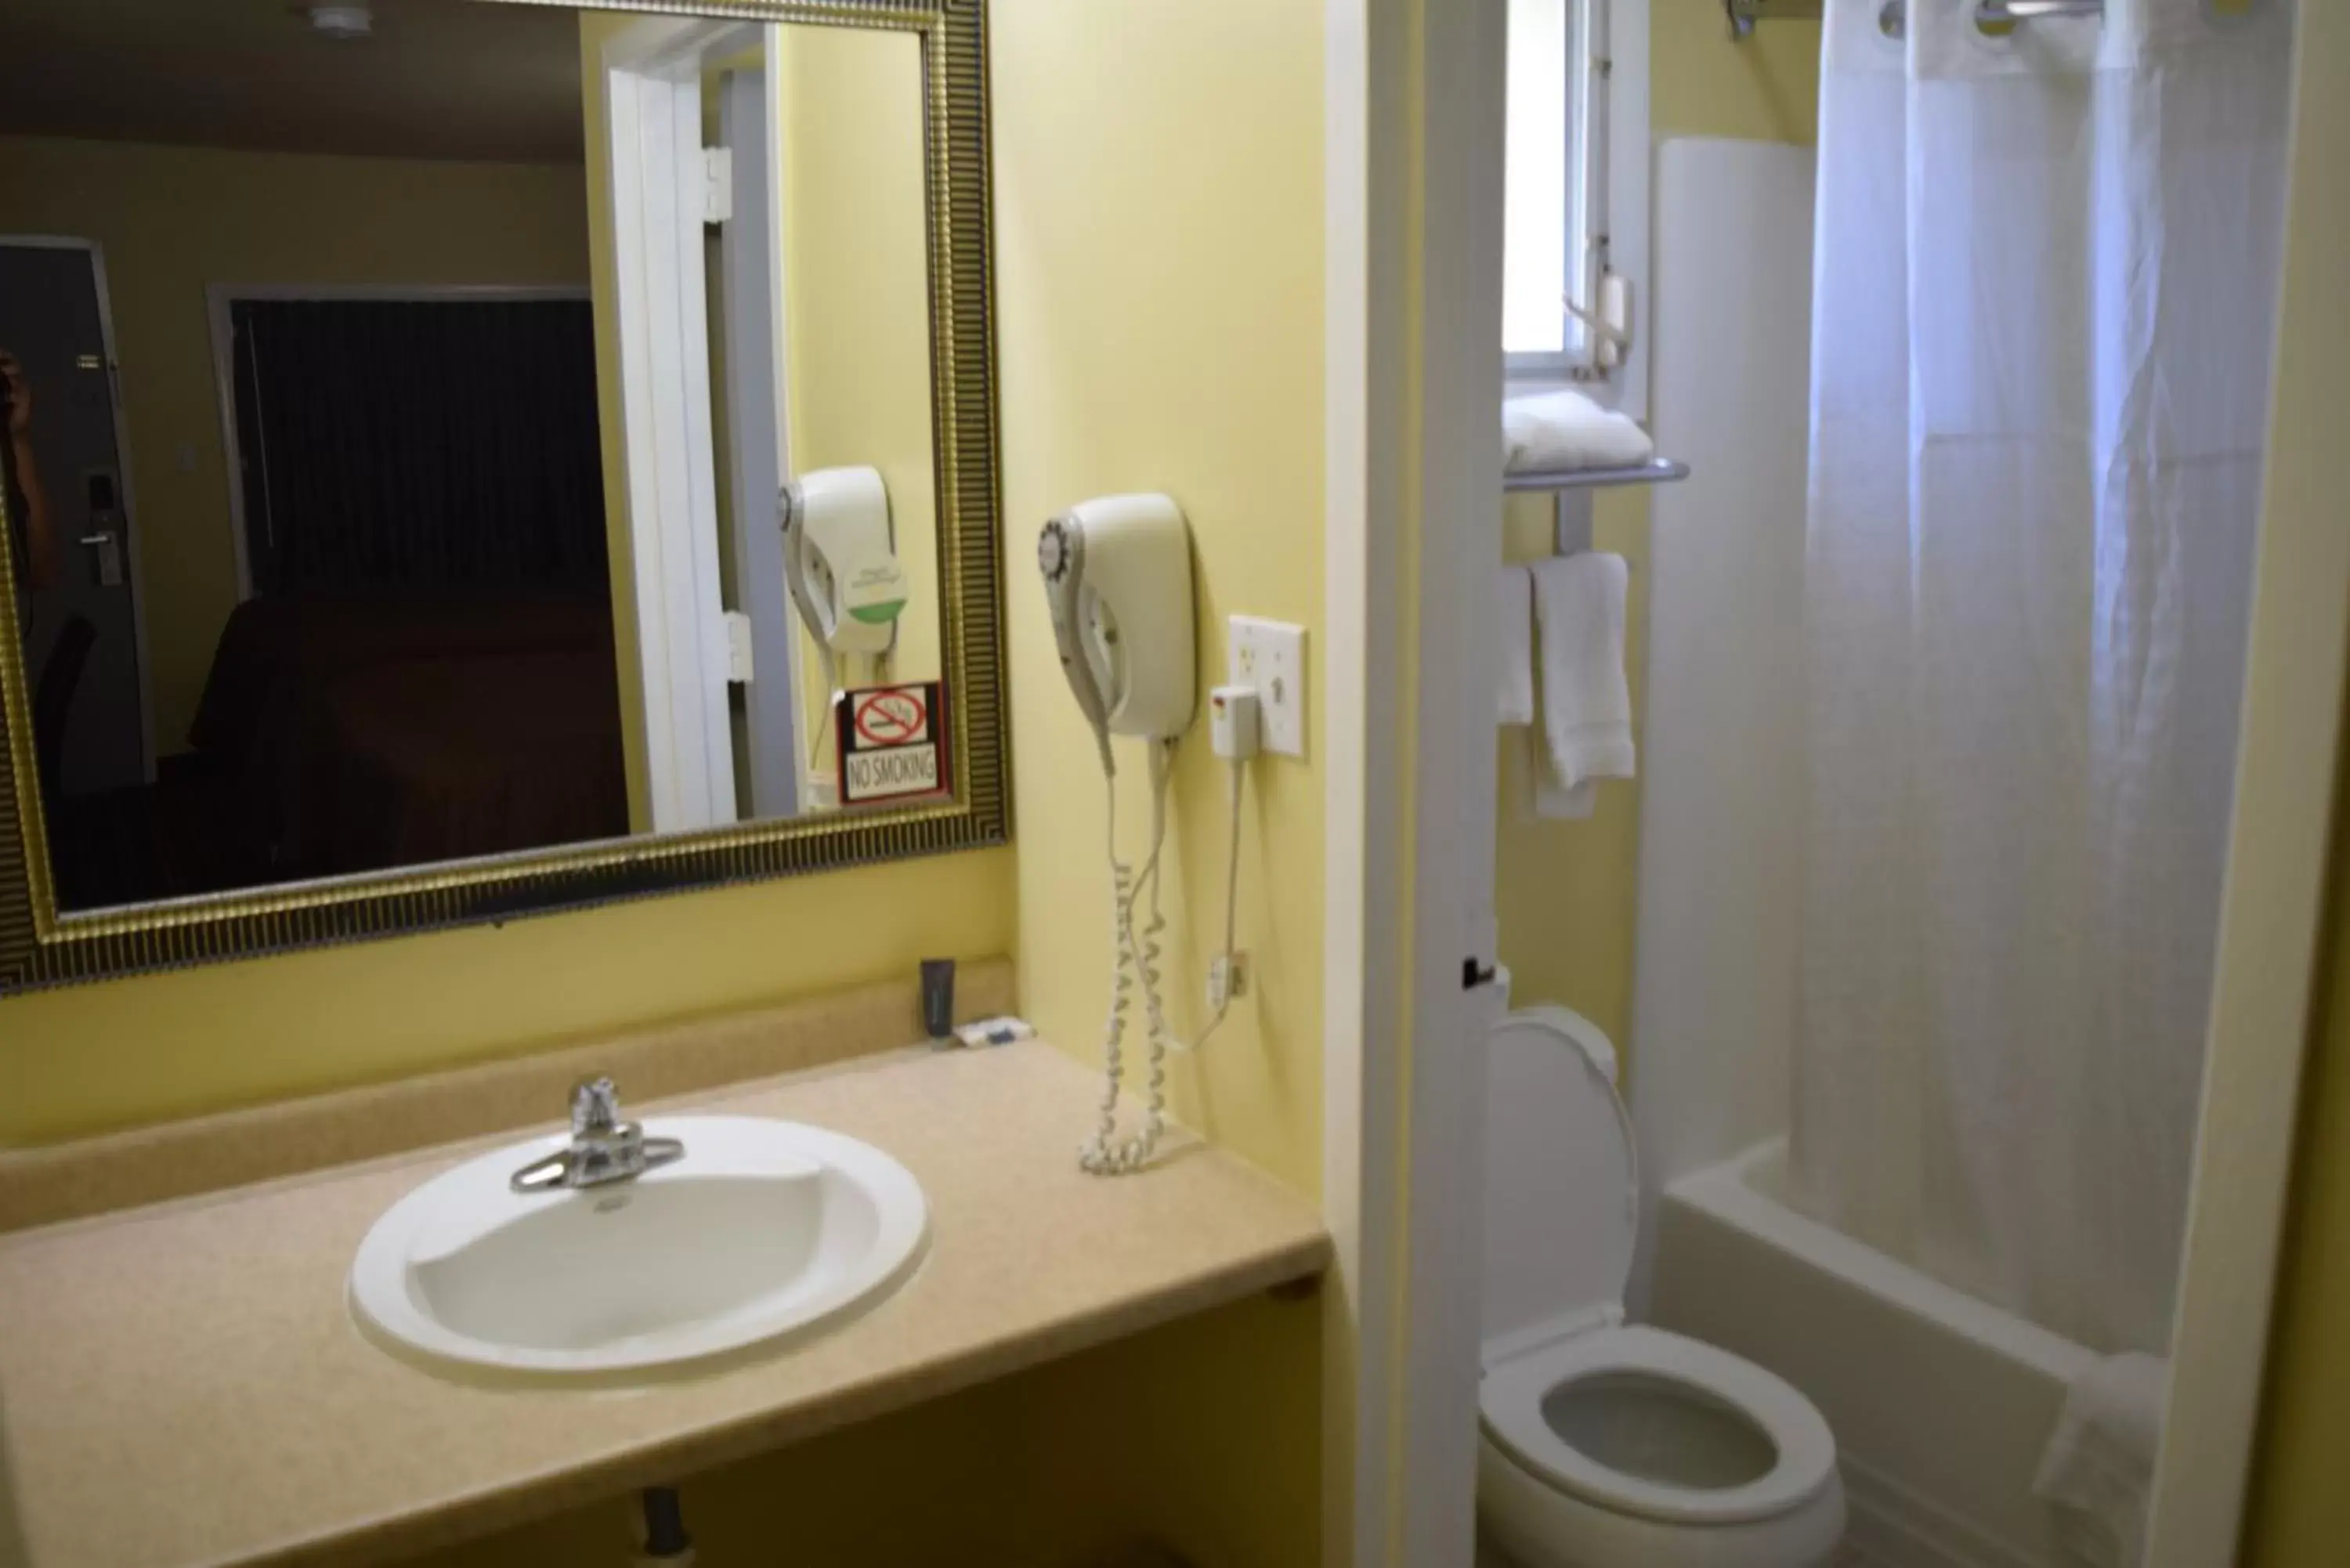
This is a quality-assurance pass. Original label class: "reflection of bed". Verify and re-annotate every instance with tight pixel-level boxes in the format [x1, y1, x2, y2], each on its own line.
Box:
[190, 593, 629, 879]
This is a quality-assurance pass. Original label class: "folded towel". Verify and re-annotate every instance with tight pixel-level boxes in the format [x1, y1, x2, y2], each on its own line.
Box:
[1498, 566, 1535, 726]
[1503, 389, 1654, 474]
[1531, 553, 1634, 822]
[2032, 1353, 2168, 1568]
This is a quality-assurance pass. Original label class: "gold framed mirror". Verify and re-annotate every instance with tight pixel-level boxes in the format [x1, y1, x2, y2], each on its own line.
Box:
[0, 0, 1003, 991]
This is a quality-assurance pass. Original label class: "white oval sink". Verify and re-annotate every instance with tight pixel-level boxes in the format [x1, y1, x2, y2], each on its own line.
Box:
[350, 1117, 927, 1376]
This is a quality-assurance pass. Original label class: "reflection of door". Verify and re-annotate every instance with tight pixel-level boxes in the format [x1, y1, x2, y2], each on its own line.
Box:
[0, 239, 150, 793]
[716, 54, 804, 820]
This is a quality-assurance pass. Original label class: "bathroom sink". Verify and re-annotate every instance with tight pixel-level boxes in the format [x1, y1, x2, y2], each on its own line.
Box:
[349, 1116, 928, 1376]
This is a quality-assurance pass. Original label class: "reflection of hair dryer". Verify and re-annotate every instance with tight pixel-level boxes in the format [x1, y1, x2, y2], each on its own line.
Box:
[781, 466, 907, 788]
[1037, 493, 1196, 777]
[780, 465, 906, 683]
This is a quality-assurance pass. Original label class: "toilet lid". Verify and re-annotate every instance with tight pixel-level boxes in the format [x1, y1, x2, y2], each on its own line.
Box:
[1482, 1006, 1637, 1352]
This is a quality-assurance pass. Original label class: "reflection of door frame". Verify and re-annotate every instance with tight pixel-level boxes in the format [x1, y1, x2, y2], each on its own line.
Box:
[0, 233, 157, 783]
[602, 16, 776, 835]
[714, 58, 805, 822]
[203, 283, 591, 605]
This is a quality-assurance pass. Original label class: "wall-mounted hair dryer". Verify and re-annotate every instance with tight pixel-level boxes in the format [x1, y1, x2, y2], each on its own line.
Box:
[1038, 493, 1196, 776]
[1040, 494, 1246, 1179]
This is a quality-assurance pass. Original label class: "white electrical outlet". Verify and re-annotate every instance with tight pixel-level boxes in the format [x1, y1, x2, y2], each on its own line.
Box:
[1208, 951, 1251, 1012]
[1227, 616, 1307, 757]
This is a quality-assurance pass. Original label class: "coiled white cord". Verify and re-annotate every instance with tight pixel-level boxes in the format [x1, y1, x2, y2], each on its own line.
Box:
[1080, 739, 1245, 1176]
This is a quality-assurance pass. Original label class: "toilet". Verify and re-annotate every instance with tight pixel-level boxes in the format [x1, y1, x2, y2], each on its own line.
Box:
[1477, 1006, 1846, 1568]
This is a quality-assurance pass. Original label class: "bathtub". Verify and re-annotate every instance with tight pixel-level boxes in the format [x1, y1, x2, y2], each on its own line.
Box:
[1652, 1140, 2096, 1568]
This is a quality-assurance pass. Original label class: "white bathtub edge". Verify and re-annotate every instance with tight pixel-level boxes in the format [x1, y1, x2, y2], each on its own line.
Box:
[1664, 1140, 2099, 1389]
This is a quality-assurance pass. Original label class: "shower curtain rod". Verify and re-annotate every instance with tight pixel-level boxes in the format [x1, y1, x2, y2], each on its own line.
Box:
[1724, 0, 2106, 38]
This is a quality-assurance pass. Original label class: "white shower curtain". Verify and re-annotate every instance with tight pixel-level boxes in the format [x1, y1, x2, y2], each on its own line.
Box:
[1791, 0, 2294, 1354]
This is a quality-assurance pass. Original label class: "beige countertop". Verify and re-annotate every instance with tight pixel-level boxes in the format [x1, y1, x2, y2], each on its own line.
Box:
[0, 1042, 1330, 1568]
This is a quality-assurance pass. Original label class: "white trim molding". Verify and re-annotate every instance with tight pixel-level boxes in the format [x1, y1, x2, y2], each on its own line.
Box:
[1321, 0, 1399, 1560]
[1325, 0, 1509, 1563]
[2148, 9, 2350, 1561]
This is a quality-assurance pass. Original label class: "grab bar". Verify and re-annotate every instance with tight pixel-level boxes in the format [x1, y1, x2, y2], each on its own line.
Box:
[1726, 0, 2106, 38]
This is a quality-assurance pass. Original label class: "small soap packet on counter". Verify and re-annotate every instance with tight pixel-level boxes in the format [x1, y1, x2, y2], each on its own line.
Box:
[951, 1016, 1036, 1050]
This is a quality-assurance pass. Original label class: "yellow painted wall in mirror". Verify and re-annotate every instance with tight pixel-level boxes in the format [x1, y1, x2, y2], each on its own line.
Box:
[583, 16, 938, 825]
[773, 26, 942, 782]
[996, 0, 1326, 1200]
[0, 135, 589, 763]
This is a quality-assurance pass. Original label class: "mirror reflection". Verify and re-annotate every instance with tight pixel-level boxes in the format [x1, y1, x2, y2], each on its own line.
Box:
[0, 0, 942, 914]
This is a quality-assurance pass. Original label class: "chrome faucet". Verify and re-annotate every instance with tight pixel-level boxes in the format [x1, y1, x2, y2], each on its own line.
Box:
[509, 1076, 686, 1194]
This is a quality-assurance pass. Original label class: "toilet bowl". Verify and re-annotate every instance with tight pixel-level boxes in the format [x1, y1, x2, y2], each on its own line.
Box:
[1477, 1006, 1845, 1568]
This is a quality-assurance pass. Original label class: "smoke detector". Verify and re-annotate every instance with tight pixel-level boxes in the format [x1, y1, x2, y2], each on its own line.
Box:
[307, 4, 374, 40]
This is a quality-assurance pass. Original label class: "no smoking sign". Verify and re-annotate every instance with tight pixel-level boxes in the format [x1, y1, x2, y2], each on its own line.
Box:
[835, 681, 950, 805]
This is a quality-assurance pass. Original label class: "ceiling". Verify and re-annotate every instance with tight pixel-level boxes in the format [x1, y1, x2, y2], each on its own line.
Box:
[0, 0, 585, 164]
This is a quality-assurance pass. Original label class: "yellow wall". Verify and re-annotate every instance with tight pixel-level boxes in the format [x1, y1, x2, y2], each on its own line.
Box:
[0, 846, 1013, 1142]
[2247, 727, 2350, 1562]
[0, 135, 590, 760]
[996, 0, 1326, 1199]
[1493, 9, 1820, 1061]
[2231, 2, 2350, 1559]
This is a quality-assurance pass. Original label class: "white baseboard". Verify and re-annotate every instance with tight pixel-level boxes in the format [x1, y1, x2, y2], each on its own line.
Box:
[1840, 1457, 2053, 1568]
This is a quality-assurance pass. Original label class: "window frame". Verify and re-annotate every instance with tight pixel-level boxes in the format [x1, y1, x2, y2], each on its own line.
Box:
[1503, 0, 1650, 420]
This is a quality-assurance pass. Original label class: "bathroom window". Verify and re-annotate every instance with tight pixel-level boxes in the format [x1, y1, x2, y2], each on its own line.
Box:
[1504, 0, 1647, 413]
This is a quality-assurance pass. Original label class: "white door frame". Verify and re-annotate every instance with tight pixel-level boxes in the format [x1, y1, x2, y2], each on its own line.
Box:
[2149, 13, 2350, 1559]
[203, 283, 591, 606]
[601, 16, 766, 833]
[1323, 0, 1508, 1563]
[714, 53, 808, 821]
[2, 233, 157, 784]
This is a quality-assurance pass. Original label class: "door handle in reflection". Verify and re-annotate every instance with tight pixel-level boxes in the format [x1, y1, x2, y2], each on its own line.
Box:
[78, 531, 124, 588]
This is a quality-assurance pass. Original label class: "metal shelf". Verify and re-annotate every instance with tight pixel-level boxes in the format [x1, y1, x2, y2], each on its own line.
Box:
[1503, 458, 1691, 494]
[1504, 458, 1691, 555]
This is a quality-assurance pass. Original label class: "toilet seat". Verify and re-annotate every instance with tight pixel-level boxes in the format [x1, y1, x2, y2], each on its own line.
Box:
[1480, 1322, 1838, 1526]
[1477, 1005, 1842, 1565]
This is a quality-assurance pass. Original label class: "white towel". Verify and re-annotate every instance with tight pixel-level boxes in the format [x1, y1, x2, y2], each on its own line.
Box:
[1498, 566, 1535, 726]
[1531, 552, 1633, 819]
[1530, 753, 1597, 819]
[1503, 389, 1654, 474]
[2031, 1353, 2168, 1568]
